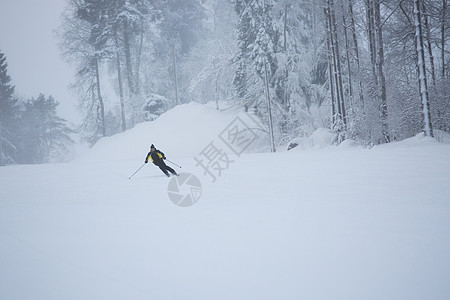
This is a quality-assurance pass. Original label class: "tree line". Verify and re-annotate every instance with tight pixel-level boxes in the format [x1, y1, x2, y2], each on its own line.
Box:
[232, 0, 449, 147]
[0, 52, 74, 165]
[2, 0, 447, 165]
[57, 0, 208, 144]
[57, 0, 449, 148]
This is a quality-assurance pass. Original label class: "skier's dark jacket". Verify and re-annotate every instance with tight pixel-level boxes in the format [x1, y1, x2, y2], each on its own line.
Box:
[145, 149, 166, 165]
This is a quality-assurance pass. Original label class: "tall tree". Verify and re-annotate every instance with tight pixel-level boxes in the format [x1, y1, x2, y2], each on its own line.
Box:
[233, 0, 255, 110]
[374, 0, 390, 142]
[422, 2, 437, 85]
[112, 0, 154, 97]
[59, 0, 156, 138]
[414, 0, 434, 137]
[59, 0, 111, 140]
[140, 0, 206, 106]
[441, 0, 448, 79]
[156, 0, 207, 55]
[325, 0, 347, 137]
[234, 0, 278, 106]
[365, 0, 390, 143]
[181, 0, 237, 108]
[0, 52, 17, 125]
[0, 51, 18, 165]
[348, 0, 365, 108]
[16, 94, 74, 164]
[325, 7, 337, 128]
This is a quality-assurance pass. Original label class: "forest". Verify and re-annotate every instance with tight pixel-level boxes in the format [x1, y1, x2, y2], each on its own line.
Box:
[1, 0, 449, 164]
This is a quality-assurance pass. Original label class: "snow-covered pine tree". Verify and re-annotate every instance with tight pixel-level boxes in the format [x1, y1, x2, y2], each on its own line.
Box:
[272, 0, 327, 143]
[141, 0, 207, 107]
[233, 0, 263, 111]
[16, 95, 74, 164]
[234, 0, 285, 145]
[183, 0, 237, 108]
[0, 51, 18, 165]
[110, 0, 155, 115]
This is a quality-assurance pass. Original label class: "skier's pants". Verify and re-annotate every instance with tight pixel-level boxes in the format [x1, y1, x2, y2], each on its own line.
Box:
[156, 162, 176, 175]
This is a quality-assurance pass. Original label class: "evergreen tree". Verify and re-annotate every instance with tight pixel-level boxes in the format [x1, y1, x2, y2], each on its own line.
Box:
[16, 94, 74, 164]
[59, 0, 156, 141]
[156, 0, 207, 55]
[0, 51, 19, 165]
[233, 0, 278, 110]
[146, 0, 207, 105]
[182, 0, 237, 107]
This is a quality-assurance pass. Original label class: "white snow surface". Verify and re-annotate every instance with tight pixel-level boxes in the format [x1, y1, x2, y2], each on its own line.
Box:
[1, 102, 450, 300]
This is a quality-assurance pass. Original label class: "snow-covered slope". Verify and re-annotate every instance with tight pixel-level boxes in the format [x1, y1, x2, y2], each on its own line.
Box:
[1, 102, 450, 300]
[77, 102, 250, 163]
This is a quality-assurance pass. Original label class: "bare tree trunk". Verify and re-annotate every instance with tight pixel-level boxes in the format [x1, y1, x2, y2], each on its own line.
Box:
[284, 3, 288, 51]
[414, 0, 434, 137]
[325, 7, 337, 128]
[283, 3, 289, 110]
[123, 20, 135, 95]
[341, 0, 354, 106]
[442, 0, 447, 79]
[349, 0, 364, 108]
[422, 2, 436, 86]
[439, 0, 448, 130]
[0, 121, 3, 166]
[374, 0, 390, 142]
[312, 0, 318, 54]
[399, 3, 413, 86]
[94, 57, 105, 136]
[172, 45, 179, 105]
[135, 21, 144, 95]
[114, 34, 127, 132]
[367, 0, 378, 84]
[327, 3, 342, 125]
[263, 55, 276, 152]
[330, 0, 347, 127]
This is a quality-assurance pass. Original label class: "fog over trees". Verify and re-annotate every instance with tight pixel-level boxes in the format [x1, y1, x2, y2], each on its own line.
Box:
[0, 52, 73, 165]
[1, 0, 449, 164]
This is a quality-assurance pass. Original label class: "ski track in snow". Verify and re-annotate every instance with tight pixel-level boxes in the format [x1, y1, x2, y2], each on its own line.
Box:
[1, 102, 450, 300]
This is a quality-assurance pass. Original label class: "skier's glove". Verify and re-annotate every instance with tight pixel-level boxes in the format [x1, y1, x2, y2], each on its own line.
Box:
[163, 156, 166, 159]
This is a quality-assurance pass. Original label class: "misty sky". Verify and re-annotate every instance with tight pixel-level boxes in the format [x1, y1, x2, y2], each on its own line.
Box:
[0, 0, 79, 123]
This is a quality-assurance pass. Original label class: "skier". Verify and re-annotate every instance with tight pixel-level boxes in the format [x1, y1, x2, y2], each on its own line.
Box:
[145, 144, 178, 177]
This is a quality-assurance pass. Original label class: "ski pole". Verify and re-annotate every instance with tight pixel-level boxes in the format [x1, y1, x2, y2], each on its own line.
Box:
[166, 159, 181, 168]
[129, 163, 146, 179]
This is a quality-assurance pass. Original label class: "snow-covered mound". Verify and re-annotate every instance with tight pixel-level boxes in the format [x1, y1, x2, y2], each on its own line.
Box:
[77, 102, 245, 162]
[434, 129, 450, 144]
[286, 128, 335, 151]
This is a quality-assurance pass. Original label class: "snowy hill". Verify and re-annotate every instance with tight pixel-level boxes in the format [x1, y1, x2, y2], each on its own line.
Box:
[77, 101, 267, 163]
[1, 102, 450, 300]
